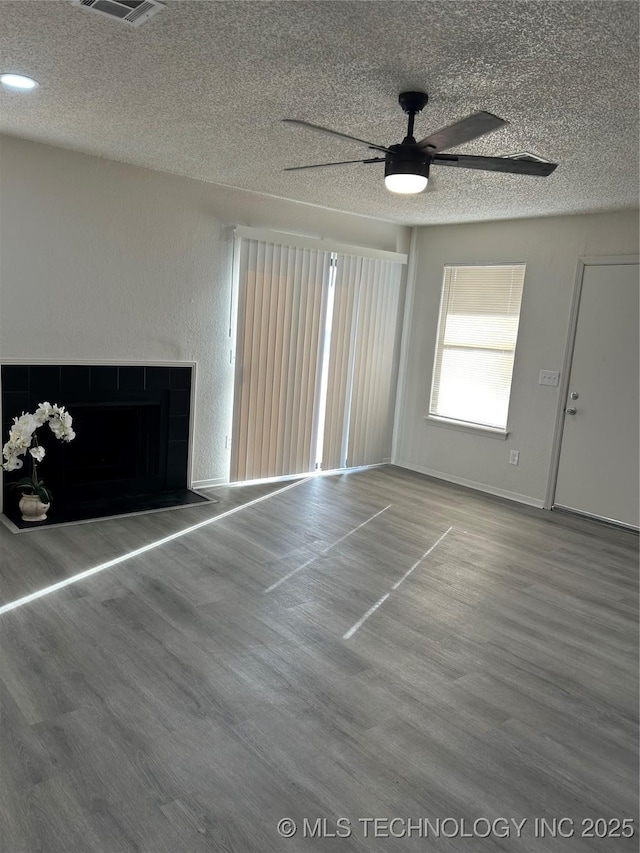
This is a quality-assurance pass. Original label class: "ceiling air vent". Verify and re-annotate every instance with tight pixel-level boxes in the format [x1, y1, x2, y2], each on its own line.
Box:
[73, 0, 165, 27]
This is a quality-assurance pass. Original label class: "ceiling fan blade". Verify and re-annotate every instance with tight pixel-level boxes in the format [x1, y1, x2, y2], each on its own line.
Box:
[417, 111, 507, 151]
[432, 153, 558, 176]
[285, 157, 385, 171]
[282, 119, 392, 153]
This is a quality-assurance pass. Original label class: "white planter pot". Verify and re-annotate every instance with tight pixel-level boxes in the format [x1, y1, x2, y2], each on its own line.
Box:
[19, 493, 50, 522]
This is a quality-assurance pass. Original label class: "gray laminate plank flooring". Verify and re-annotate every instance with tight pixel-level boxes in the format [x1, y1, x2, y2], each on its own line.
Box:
[1, 466, 638, 852]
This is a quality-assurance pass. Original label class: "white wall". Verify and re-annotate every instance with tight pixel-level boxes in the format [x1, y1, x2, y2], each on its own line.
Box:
[0, 134, 409, 484]
[394, 210, 639, 506]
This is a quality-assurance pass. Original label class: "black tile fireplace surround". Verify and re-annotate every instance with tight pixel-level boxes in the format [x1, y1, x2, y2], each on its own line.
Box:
[1, 364, 208, 527]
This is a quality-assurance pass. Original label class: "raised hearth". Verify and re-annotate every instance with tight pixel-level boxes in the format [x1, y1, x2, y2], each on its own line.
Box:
[1, 364, 209, 527]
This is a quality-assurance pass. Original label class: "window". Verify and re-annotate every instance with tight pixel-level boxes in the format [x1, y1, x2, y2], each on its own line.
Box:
[429, 263, 525, 431]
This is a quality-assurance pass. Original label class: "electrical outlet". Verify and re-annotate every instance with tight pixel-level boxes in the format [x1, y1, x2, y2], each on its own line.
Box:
[539, 369, 560, 386]
[509, 450, 520, 465]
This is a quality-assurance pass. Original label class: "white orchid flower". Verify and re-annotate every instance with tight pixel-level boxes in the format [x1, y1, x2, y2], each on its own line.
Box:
[35, 402, 53, 424]
[2, 402, 75, 483]
[2, 455, 24, 471]
[49, 421, 64, 439]
[12, 413, 38, 441]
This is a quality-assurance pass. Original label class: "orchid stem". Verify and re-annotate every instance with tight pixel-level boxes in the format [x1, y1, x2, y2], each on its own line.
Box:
[31, 435, 38, 490]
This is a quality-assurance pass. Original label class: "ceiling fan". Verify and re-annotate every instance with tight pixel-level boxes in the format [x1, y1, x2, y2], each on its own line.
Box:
[283, 91, 557, 194]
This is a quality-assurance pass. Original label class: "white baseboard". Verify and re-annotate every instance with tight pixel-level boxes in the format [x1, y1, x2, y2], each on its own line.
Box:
[394, 461, 545, 509]
[192, 477, 228, 489]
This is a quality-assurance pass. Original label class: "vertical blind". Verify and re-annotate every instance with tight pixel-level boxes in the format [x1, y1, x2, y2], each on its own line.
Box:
[321, 254, 360, 472]
[323, 255, 402, 469]
[231, 234, 404, 482]
[429, 263, 526, 430]
[230, 239, 330, 481]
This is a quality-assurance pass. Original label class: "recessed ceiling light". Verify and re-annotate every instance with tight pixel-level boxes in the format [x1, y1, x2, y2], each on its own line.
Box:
[0, 73, 39, 91]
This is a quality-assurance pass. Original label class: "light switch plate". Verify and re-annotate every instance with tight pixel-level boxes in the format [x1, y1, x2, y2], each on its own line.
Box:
[539, 370, 560, 386]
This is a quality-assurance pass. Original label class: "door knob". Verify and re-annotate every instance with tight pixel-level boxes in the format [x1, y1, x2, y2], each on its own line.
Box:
[565, 406, 577, 415]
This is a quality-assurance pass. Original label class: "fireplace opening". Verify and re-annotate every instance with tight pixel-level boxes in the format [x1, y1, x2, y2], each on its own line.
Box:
[41, 400, 165, 502]
[66, 403, 160, 483]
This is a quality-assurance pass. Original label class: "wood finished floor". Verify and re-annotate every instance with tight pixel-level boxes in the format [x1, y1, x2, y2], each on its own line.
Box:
[1, 466, 638, 852]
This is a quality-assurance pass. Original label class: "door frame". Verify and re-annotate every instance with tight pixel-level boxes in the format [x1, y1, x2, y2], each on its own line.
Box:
[545, 253, 639, 512]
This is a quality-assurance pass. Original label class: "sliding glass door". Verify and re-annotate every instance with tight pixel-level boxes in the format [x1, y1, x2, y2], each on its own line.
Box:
[230, 235, 404, 482]
[322, 254, 402, 469]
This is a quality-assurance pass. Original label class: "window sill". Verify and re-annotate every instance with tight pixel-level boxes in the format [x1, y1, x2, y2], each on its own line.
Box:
[424, 415, 509, 440]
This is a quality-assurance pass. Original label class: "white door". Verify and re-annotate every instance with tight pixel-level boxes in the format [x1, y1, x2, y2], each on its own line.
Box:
[554, 260, 639, 528]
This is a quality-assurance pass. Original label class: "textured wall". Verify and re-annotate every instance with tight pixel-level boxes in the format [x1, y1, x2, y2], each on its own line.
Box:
[0, 134, 408, 483]
[394, 209, 639, 505]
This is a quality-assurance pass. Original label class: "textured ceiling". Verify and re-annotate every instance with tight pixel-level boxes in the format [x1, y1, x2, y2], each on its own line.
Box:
[0, 0, 638, 225]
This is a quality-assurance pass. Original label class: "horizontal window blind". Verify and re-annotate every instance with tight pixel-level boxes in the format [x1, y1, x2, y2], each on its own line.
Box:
[430, 263, 525, 430]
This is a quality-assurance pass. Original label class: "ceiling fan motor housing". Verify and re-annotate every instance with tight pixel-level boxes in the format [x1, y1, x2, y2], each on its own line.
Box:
[384, 144, 431, 181]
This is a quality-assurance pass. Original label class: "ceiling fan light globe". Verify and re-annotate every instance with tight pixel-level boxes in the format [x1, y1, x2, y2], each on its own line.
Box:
[0, 73, 39, 91]
[384, 173, 428, 194]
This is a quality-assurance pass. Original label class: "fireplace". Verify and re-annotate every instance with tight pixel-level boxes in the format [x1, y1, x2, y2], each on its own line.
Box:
[1, 364, 209, 528]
